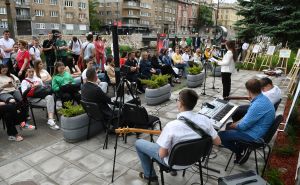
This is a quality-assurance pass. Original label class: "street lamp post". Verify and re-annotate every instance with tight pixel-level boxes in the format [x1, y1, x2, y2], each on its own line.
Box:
[214, 0, 220, 45]
[5, 0, 15, 38]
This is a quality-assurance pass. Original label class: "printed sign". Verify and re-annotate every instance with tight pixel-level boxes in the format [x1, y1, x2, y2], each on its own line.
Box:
[279, 49, 291, 58]
[266, 46, 276, 55]
[296, 48, 300, 60]
[252, 44, 261, 53]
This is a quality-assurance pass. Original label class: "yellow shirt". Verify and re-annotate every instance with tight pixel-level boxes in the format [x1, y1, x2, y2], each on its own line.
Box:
[172, 53, 182, 64]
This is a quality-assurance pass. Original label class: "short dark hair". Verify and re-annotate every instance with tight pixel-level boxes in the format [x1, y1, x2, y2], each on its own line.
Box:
[86, 68, 97, 81]
[3, 30, 9, 34]
[179, 89, 199, 111]
[245, 79, 261, 94]
[260, 77, 273, 87]
[86, 34, 93, 41]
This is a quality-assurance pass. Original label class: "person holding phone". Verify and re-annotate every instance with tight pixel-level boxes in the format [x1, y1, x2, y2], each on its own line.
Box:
[0, 64, 21, 103]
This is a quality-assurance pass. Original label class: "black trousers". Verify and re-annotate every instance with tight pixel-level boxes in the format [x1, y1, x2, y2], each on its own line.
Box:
[45, 54, 56, 75]
[161, 65, 179, 78]
[221, 72, 231, 98]
[231, 105, 250, 122]
[59, 84, 81, 106]
[0, 104, 18, 136]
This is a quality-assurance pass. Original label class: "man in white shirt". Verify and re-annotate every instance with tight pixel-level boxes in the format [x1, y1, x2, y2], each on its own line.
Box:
[135, 89, 221, 183]
[81, 34, 95, 62]
[29, 38, 42, 62]
[69, 36, 81, 64]
[0, 30, 15, 65]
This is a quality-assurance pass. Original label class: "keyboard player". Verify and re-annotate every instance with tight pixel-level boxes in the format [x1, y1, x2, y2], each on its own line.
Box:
[218, 79, 275, 165]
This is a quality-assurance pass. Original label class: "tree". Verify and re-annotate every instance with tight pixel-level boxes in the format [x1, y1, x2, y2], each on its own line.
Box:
[89, 0, 102, 31]
[235, 0, 300, 49]
[195, 5, 214, 30]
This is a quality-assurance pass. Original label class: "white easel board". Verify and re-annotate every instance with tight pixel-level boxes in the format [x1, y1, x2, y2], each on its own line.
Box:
[266, 45, 276, 55]
[252, 44, 261, 53]
[279, 49, 291, 58]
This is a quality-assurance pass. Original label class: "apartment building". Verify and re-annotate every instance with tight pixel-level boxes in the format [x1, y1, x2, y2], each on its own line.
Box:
[1, 0, 89, 36]
[153, 0, 177, 34]
[216, 3, 242, 32]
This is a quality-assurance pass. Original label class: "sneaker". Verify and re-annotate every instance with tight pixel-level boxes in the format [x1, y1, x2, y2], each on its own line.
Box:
[20, 122, 35, 130]
[8, 135, 23, 142]
[48, 119, 60, 130]
[238, 148, 252, 165]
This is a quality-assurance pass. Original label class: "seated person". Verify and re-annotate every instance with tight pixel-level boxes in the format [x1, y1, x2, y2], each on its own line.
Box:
[81, 68, 117, 125]
[172, 47, 187, 78]
[33, 60, 52, 84]
[232, 77, 281, 122]
[135, 89, 221, 183]
[219, 79, 275, 164]
[82, 60, 108, 93]
[0, 64, 22, 103]
[52, 62, 81, 106]
[106, 56, 116, 84]
[161, 49, 181, 84]
[125, 51, 144, 93]
[140, 51, 159, 79]
[21, 68, 59, 130]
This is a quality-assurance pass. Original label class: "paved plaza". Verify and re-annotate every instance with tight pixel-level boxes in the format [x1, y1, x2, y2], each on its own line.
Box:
[0, 70, 287, 185]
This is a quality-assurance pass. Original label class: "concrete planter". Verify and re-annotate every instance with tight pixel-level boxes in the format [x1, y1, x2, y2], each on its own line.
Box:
[187, 72, 205, 88]
[211, 66, 221, 77]
[61, 113, 104, 143]
[145, 84, 171, 105]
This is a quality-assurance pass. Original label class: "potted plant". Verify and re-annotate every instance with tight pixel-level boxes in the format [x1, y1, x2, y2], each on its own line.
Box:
[59, 102, 103, 143]
[187, 65, 204, 88]
[141, 74, 171, 105]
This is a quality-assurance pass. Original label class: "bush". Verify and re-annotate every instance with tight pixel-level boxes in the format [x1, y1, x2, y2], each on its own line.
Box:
[58, 101, 85, 117]
[119, 45, 133, 54]
[140, 74, 170, 89]
[188, 65, 203, 75]
[265, 169, 284, 185]
[105, 47, 112, 56]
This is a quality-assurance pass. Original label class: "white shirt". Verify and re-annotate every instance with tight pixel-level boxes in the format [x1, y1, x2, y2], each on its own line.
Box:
[81, 68, 88, 80]
[29, 46, 41, 61]
[156, 111, 218, 168]
[217, 50, 235, 73]
[82, 41, 95, 60]
[69, 40, 81, 55]
[180, 41, 187, 48]
[0, 38, 15, 58]
[34, 69, 50, 82]
[21, 76, 43, 93]
[181, 53, 190, 63]
[0, 48, 5, 63]
[262, 85, 282, 105]
[242, 43, 249, 50]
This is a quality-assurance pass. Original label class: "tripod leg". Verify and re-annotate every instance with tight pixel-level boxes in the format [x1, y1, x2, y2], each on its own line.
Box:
[111, 133, 119, 182]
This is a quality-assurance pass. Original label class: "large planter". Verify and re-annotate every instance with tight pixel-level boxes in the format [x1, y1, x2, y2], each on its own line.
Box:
[145, 84, 171, 105]
[187, 72, 205, 88]
[61, 113, 104, 143]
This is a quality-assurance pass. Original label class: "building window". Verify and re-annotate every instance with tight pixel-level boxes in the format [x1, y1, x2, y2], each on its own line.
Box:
[36, 23, 46, 29]
[16, 8, 29, 16]
[50, 0, 57, 5]
[79, 24, 87, 30]
[79, 13, 86, 19]
[78, 2, 86, 9]
[128, 19, 137, 24]
[128, 10, 134, 15]
[140, 12, 151, 17]
[0, 7, 6, 15]
[66, 13, 73, 18]
[106, 3, 111, 7]
[50, 11, 58, 17]
[34, 0, 44, 4]
[65, 1, 73, 7]
[99, 11, 105, 16]
[0, 21, 8, 28]
[35, 10, 44, 16]
[107, 11, 112, 16]
[51, 23, 60, 29]
[140, 3, 151, 9]
[66, 24, 74, 30]
[141, 20, 149, 25]
[99, 3, 104, 7]
[128, 1, 137, 6]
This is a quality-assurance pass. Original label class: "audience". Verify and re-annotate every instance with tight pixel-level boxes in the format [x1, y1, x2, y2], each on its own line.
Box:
[0, 30, 15, 65]
[42, 32, 56, 74]
[68, 36, 81, 65]
[29, 37, 42, 65]
[106, 56, 116, 84]
[125, 51, 144, 93]
[94, 35, 105, 72]
[172, 47, 187, 78]
[140, 51, 158, 79]
[16, 40, 30, 80]
[33, 60, 52, 84]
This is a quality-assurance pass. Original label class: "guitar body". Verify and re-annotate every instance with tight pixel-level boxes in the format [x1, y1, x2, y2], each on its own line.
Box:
[115, 128, 161, 135]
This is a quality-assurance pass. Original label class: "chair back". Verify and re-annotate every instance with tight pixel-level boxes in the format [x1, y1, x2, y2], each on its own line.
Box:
[122, 103, 149, 128]
[263, 115, 283, 143]
[81, 100, 105, 122]
[168, 137, 213, 167]
[274, 99, 282, 111]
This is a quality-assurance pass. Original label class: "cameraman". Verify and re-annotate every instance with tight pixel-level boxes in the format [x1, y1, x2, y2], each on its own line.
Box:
[125, 51, 144, 93]
[42, 32, 56, 74]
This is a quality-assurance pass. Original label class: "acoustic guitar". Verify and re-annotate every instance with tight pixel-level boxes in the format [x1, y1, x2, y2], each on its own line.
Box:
[115, 127, 161, 136]
[224, 96, 250, 101]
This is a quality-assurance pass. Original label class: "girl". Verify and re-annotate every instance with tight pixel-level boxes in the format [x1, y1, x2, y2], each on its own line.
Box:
[33, 60, 52, 83]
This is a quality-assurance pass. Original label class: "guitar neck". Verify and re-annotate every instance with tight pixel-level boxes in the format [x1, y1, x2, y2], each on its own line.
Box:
[225, 96, 250, 101]
[115, 128, 161, 135]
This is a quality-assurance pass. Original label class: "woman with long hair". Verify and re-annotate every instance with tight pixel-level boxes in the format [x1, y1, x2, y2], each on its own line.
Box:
[33, 60, 52, 83]
[94, 35, 105, 72]
[217, 40, 237, 99]
[52, 62, 81, 106]
[0, 64, 21, 103]
[16, 40, 30, 80]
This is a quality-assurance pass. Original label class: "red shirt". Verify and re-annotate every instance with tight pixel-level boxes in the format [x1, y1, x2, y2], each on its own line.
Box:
[16, 50, 30, 70]
[120, 58, 126, 66]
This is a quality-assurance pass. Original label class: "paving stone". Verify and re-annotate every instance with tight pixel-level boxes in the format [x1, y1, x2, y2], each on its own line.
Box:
[45, 141, 75, 155]
[116, 149, 140, 168]
[76, 153, 107, 171]
[38, 178, 59, 185]
[92, 160, 129, 182]
[0, 160, 30, 180]
[78, 137, 102, 152]
[113, 169, 146, 185]
[22, 149, 54, 166]
[6, 168, 46, 185]
[34, 156, 71, 176]
[72, 174, 109, 185]
[49, 164, 88, 185]
[95, 145, 126, 160]
[59, 146, 90, 163]
[0, 181, 8, 185]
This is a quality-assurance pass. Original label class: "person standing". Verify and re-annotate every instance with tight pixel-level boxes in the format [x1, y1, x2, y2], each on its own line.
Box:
[42, 32, 56, 74]
[94, 35, 105, 72]
[82, 34, 95, 67]
[0, 30, 15, 65]
[163, 36, 169, 49]
[194, 33, 201, 50]
[69, 36, 81, 65]
[29, 38, 42, 65]
[16, 40, 30, 81]
[55, 33, 68, 64]
[217, 40, 237, 99]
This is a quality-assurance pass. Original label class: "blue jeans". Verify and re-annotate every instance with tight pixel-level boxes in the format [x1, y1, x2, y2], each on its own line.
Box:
[2, 58, 10, 65]
[135, 139, 166, 178]
[218, 129, 256, 154]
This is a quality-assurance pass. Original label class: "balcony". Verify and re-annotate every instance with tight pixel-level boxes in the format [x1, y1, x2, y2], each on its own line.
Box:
[122, 4, 140, 10]
[16, 15, 31, 20]
[15, 1, 30, 8]
[123, 14, 140, 19]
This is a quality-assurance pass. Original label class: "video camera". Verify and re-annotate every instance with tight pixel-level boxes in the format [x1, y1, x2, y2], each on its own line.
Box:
[51, 30, 60, 45]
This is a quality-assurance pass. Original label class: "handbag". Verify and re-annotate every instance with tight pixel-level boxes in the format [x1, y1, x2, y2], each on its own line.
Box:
[24, 79, 52, 98]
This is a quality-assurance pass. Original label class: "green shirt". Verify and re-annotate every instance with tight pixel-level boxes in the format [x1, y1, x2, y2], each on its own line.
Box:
[56, 39, 68, 57]
[52, 71, 75, 92]
[186, 37, 192, 46]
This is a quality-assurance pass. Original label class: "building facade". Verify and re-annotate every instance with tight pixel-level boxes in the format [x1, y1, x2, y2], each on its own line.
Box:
[153, 0, 177, 34]
[0, 1, 9, 34]
[0, 0, 89, 36]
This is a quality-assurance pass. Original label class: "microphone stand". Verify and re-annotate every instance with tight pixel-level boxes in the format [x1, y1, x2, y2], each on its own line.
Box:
[201, 60, 208, 95]
[210, 61, 220, 92]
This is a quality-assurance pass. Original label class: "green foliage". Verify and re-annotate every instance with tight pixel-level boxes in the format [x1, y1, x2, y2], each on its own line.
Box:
[105, 47, 112, 56]
[273, 144, 296, 156]
[119, 45, 133, 54]
[235, 0, 300, 49]
[265, 169, 284, 185]
[140, 74, 170, 89]
[58, 101, 85, 117]
[188, 65, 203, 75]
[195, 5, 213, 30]
[89, 0, 102, 31]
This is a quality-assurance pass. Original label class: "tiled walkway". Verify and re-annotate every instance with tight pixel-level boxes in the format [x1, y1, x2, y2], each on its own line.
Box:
[0, 70, 287, 185]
